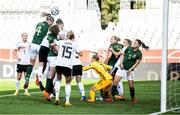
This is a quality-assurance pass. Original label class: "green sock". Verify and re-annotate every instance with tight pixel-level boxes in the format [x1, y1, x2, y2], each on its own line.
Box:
[39, 82, 45, 91]
[25, 65, 33, 82]
[49, 79, 53, 93]
[46, 78, 53, 93]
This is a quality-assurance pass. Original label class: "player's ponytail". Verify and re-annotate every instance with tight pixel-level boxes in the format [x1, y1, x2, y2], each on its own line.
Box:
[41, 12, 51, 17]
[135, 39, 149, 50]
[40, 12, 54, 22]
[141, 42, 149, 50]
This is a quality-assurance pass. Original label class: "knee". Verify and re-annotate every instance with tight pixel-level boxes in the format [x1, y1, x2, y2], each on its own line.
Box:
[66, 77, 72, 83]
[113, 80, 119, 86]
[129, 84, 134, 89]
[17, 77, 21, 81]
[76, 79, 80, 83]
[76, 76, 81, 83]
[90, 87, 96, 91]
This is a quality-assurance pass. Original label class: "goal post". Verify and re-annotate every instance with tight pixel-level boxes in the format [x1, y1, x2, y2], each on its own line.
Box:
[161, 0, 169, 113]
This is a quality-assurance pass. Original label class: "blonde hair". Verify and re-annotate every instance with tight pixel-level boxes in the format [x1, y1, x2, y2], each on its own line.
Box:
[21, 32, 28, 37]
[111, 36, 120, 42]
[40, 12, 54, 22]
[67, 30, 75, 40]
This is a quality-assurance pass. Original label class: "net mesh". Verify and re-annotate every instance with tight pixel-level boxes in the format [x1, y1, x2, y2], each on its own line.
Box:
[167, 64, 180, 113]
[167, 0, 180, 113]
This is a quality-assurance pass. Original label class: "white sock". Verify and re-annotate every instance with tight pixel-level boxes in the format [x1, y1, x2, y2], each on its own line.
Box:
[25, 88, 28, 93]
[65, 84, 71, 103]
[16, 80, 20, 92]
[55, 80, 61, 100]
[45, 66, 50, 79]
[117, 81, 124, 96]
[78, 82, 85, 96]
[38, 66, 43, 81]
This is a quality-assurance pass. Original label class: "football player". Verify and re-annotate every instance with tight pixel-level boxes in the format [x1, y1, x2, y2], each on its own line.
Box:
[13, 32, 31, 96]
[24, 14, 54, 89]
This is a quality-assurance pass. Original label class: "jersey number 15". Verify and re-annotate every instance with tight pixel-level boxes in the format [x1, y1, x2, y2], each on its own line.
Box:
[62, 45, 72, 59]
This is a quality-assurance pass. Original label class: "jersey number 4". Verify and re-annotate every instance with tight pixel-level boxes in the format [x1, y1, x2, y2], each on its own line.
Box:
[35, 26, 42, 36]
[62, 45, 72, 59]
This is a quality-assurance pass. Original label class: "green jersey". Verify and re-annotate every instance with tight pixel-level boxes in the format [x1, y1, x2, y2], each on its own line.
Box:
[108, 43, 123, 66]
[47, 33, 58, 57]
[123, 47, 142, 70]
[32, 21, 49, 45]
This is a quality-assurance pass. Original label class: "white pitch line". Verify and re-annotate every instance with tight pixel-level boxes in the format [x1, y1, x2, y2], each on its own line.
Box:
[150, 107, 180, 115]
[0, 91, 161, 98]
[0, 91, 41, 98]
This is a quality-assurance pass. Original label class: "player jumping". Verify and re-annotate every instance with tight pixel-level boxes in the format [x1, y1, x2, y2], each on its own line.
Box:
[23, 14, 54, 89]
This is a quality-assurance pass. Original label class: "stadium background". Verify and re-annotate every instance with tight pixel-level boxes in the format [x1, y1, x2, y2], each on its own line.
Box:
[0, 0, 179, 81]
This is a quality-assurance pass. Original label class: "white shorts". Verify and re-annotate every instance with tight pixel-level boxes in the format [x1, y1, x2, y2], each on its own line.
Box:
[115, 67, 135, 80]
[47, 56, 57, 67]
[29, 43, 40, 60]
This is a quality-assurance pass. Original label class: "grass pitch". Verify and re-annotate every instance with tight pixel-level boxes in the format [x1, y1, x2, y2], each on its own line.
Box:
[0, 79, 160, 114]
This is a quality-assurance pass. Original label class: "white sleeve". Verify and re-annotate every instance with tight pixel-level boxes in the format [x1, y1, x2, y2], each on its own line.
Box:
[73, 42, 80, 53]
[122, 47, 126, 53]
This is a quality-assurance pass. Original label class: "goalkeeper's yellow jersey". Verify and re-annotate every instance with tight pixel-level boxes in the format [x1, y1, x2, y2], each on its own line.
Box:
[83, 61, 112, 80]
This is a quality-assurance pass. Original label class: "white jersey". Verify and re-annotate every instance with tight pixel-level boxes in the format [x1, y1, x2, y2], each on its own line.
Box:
[72, 52, 82, 66]
[16, 41, 30, 65]
[40, 36, 49, 48]
[114, 47, 127, 67]
[56, 39, 80, 69]
[72, 41, 81, 66]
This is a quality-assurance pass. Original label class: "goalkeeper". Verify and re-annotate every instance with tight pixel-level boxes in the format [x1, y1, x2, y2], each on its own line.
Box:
[82, 55, 113, 102]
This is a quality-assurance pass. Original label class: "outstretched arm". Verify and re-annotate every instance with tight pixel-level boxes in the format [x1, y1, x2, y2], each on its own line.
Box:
[82, 64, 94, 71]
[109, 47, 122, 58]
[128, 59, 141, 72]
[101, 63, 112, 71]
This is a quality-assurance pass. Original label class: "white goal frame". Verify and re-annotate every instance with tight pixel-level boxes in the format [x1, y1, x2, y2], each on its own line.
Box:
[150, 0, 169, 114]
[161, 0, 169, 113]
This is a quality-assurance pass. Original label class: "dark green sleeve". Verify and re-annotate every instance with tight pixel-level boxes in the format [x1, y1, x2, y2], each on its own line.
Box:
[137, 51, 142, 60]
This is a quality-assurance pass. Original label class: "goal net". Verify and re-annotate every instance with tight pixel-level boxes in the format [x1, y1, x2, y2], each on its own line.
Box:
[165, 0, 180, 113]
[167, 63, 180, 113]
